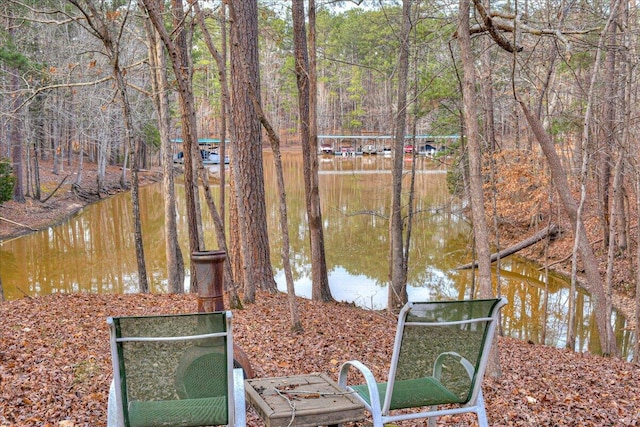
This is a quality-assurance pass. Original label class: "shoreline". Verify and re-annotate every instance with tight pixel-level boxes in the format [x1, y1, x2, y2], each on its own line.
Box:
[0, 160, 162, 242]
[1, 153, 637, 327]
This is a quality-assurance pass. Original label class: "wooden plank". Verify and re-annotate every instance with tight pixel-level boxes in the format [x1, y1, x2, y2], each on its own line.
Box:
[245, 374, 365, 427]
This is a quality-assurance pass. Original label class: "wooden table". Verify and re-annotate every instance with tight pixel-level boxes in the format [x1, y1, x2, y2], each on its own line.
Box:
[245, 373, 365, 427]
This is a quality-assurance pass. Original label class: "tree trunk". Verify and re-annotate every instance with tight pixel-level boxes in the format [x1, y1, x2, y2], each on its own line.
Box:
[145, 15, 184, 294]
[66, 0, 149, 293]
[9, 65, 25, 203]
[597, 0, 620, 249]
[218, 4, 228, 230]
[244, 65, 302, 329]
[388, 0, 411, 310]
[129, 135, 149, 293]
[141, 0, 204, 292]
[605, 155, 623, 353]
[292, 0, 332, 302]
[29, 93, 44, 201]
[75, 139, 84, 186]
[172, 0, 203, 292]
[519, 100, 615, 356]
[229, 0, 277, 301]
[459, 0, 492, 299]
[307, 0, 331, 301]
[192, 2, 245, 307]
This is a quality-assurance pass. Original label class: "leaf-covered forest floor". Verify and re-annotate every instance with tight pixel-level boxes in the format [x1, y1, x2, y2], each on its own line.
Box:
[1, 151, 640, 425]
[1, 292, 639, 426]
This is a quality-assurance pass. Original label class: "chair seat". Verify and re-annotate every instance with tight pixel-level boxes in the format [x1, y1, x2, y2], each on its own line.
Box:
[128, 396, 228, 427]
[352, 377, 464, 410]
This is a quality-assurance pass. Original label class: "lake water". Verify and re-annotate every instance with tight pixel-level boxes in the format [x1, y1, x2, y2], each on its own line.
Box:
[0, 152, 634, 359]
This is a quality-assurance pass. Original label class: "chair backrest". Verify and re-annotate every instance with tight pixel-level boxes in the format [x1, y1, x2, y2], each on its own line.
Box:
[383, 298, 506, 412]
[108, 311, 236, 427]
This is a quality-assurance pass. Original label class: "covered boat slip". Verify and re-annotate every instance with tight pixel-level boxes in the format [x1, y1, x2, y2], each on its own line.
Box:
[172, 138, 230, 165]
[317, 134, 459, 156]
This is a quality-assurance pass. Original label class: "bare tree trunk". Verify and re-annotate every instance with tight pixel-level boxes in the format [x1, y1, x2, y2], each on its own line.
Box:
[614, 6, 629, 253]
[9, 64, 25, 203]
[75, 139, 84, 186]
[29, 93, 44, 200]
[388, 0, 411, 310]
[218, 4, 228, 229]
[119, 142, 129, 188]
[480, 0, 502, 301]
[245, 74, 302, 329]
[146, 15, 184, 294]
[606, 155, 623, 352]
[129, 134, 149, 293]
[575, 0, 621, 355]
[141, 0, 204, 292]
[292, 0, 332, 302]
[192, 2, 244, 306]
[597, 14, 616, 248]
[52, 95, 63, 176]
[67, 0, 148, 292]
[459, 0, 492, 299]
[519, 100, 615, 356]
[307, 0, 331, 301]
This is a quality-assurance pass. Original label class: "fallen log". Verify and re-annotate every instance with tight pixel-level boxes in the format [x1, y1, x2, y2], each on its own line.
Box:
[40, 174, 70, 203]
[0, 216, 37, 231]
[456, 224, 560, 270]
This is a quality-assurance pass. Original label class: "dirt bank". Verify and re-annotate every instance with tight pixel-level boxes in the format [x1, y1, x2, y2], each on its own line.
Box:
[0, 159, 161, 243]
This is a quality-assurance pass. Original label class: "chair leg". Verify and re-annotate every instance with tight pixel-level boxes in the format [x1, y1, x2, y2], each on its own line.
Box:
[107, 380, 124, 427]
[427, 406, 437, 427]
[233, 368, 247, 427]
[475, 390, 489, 427]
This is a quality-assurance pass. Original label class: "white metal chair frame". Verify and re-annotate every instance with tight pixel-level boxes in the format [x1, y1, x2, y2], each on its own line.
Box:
[338, 297, 507, 427]
[106, 311, 246, 427]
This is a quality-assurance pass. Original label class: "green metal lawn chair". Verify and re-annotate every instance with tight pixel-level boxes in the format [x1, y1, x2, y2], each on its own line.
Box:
[106, 311, 246, 427]
[338, 297, 507, 427]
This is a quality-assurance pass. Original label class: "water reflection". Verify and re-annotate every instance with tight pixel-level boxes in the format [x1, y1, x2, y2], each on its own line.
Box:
[0, 152, 634, 360]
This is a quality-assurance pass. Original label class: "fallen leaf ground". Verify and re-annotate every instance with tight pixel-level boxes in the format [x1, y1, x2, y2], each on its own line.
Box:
[1, 292, 638, 426]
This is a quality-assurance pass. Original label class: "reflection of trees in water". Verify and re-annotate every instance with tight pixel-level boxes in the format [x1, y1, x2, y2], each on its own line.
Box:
[4, 192, 137, 298]
[2, 153, 633, 360]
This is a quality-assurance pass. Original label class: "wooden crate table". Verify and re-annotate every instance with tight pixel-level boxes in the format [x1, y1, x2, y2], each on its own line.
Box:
[245, 373, 365, 427]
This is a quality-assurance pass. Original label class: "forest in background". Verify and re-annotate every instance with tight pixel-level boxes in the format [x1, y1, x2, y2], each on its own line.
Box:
[1, 0, 639, 361]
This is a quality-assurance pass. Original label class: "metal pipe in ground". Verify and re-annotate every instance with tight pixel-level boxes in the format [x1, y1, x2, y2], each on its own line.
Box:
[191, 250, 226, 312]
[191, 250, 254, 378]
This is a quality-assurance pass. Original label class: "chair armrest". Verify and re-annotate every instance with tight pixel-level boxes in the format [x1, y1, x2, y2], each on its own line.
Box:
[338, 360, 377, 391]
[338, 360, 384, 425]
[233, 368, 246, 427]
[433, 351, 475, 380]
[338, 360, 381, 411]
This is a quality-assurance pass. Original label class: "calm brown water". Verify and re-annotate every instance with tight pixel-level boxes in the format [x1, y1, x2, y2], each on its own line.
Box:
[0, 152, 634, 359]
